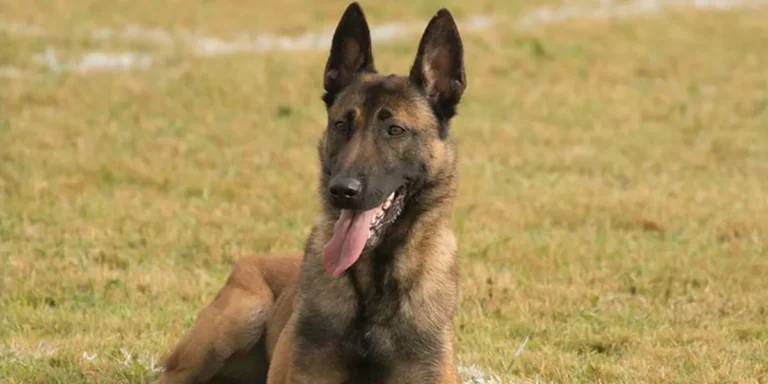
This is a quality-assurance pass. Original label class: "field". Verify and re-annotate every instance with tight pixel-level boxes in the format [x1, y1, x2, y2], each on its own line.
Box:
[2, 0, 768, 383]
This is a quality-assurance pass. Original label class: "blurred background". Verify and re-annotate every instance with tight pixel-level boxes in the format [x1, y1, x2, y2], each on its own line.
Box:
[1, 0, 767, 383]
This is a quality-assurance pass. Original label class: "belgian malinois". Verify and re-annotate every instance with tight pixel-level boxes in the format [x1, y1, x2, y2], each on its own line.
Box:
[154, 2, 467, 383]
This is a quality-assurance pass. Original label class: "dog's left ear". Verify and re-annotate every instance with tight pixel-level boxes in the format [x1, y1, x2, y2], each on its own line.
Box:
[409, 9, 466, 121]
[323, 2, 376, 107]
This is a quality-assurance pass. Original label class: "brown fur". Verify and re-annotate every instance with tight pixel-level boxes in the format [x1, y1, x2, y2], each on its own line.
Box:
[154, 3, 467, 383]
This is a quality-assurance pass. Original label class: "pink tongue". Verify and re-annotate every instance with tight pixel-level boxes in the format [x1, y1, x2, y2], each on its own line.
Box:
[322, 208, 376, 277]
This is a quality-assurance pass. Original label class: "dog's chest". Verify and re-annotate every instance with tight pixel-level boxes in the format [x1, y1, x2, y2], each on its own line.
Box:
[338, 296, 441, 383]
[346, 261, 443, 375]
[296, 261, 444, 382]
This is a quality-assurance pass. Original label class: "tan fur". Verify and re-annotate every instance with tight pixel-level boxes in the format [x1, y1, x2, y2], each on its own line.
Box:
[154, 3, 466, 383]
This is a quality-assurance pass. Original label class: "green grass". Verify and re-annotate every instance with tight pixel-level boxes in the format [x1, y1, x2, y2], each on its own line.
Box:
[2, 1, 768, 383]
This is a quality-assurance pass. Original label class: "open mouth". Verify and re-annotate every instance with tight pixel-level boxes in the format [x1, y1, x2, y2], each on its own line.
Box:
[321, 185, 407, 277]
[367, 185, 407, 246]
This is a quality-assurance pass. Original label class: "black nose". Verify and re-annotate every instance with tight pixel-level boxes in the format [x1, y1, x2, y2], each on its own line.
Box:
[329, 177, 362, 199]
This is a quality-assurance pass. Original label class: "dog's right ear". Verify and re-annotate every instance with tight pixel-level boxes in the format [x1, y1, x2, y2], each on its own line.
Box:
[322, 2, 376, 108]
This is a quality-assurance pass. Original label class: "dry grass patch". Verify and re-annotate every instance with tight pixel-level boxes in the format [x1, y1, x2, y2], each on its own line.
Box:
[2, 1, 768, 383]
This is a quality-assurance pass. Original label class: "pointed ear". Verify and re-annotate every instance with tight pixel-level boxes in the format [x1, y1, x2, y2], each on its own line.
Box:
[322, 2, 376, 107]
[409, 9, 466, 121]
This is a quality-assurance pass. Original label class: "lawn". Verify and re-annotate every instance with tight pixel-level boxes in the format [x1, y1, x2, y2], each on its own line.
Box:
[1, 0, 767, 383]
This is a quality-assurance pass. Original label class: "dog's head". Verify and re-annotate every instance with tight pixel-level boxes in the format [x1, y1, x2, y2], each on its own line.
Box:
[318, 2, 466, 277]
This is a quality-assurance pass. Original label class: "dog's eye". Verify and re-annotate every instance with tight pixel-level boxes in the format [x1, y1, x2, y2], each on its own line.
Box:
[333, 121, 348, 134]
[387, 125, 406, 137]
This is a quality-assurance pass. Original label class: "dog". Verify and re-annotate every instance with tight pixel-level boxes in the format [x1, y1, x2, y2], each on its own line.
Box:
[154, 2, 467, 383]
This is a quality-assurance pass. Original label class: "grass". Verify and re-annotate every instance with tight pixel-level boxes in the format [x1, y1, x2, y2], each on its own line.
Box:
[2, 0, 768, 383]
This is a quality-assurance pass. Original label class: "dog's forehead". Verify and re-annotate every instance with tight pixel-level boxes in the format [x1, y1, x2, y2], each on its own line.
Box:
[360, 73, 409, 92]
[330, 74, 429, 118]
